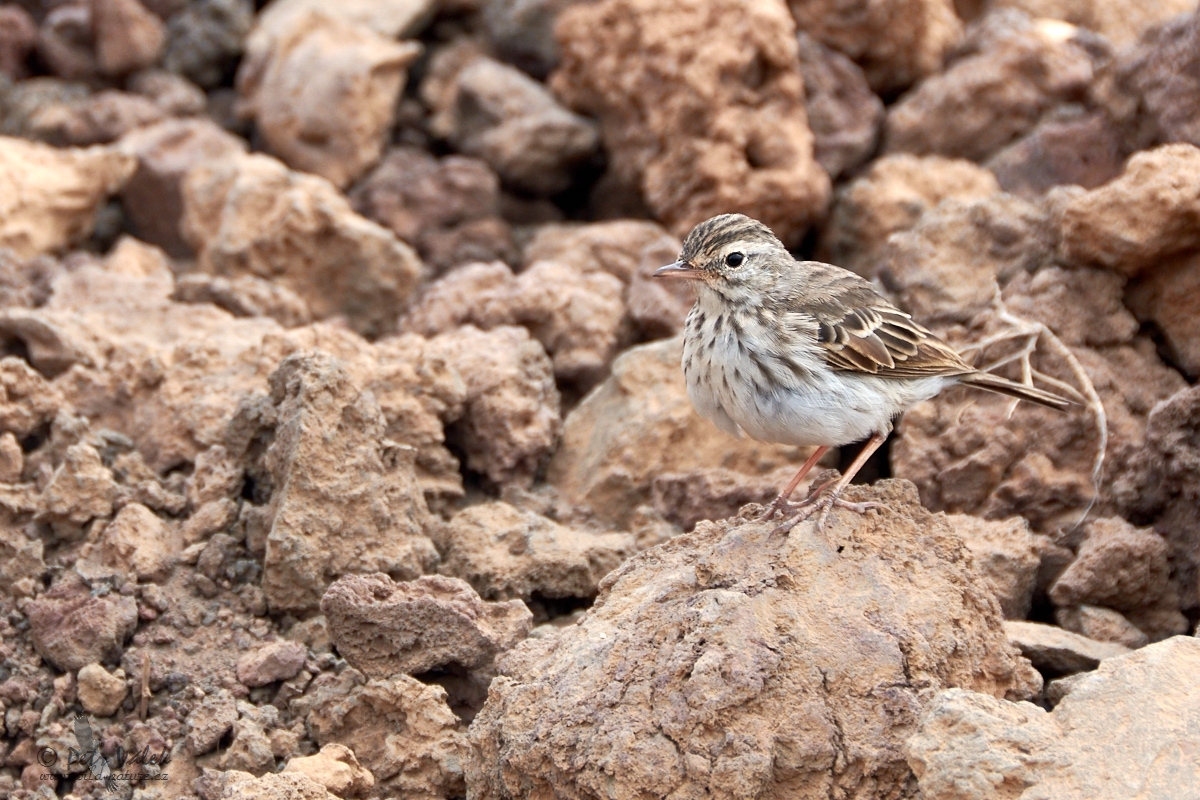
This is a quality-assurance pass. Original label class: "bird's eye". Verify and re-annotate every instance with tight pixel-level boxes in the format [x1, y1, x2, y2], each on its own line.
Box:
[725, 252, 745, 267]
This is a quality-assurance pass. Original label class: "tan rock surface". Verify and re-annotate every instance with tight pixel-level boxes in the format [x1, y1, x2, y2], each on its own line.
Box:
[182, 152, 426, 337]
[196, 768, 341, 800]
[1004, 620, 1130, 673]
[1055, 605, 1150, 649]
[547, 336, 818, 529]
[468, 480, 1038, 800]
[321, 573, 532, 675]
[951, 514, 1043, 619]
[236, 11, 420, 188]
[0, 136, 135, 258]
[436, 501, 635, 600]
[1126, 252, 1200, 377]
[908, 636, 1200, 799]
[76, 662, 128, 716]
[787, 0, 961, 94]
[985, 0, 1196, 47]
[818, 153, 1000, 278]
[884, 11, 1099, 163]
[283, 744, 374, 798]
[227, 352, 438, 612]
[552, 0, 829, 247]
[1057, 143, 1200, 275]
[78, 501, 180, 582]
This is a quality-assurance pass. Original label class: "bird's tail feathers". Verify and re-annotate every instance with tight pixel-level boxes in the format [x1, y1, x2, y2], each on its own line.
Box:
[960, 371, 1075, 412]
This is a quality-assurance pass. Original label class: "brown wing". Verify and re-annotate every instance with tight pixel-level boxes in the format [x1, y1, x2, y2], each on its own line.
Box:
[797, 273, 974, 380]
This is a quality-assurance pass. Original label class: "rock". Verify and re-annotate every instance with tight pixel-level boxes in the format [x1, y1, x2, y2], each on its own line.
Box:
[1102, 7, 1200, 151]
[117, 117, 248, 257]
[350, 146, 515, 274]
[306, 674, 468, 799]
[986, 0, 1196, 48]
[952, 514, 1043, 619]
[93, 0, 167, 76]
[546, 337, 812, 529]
[468, 480, 1038, 800]
[236, 641, 308, 687]
[985, 108, 1125, 199]
[174, 273, 312, 328]
[76, 663, 128, 716]
[0, 76, 90, 140]
[182, 152, 426, 337]
[1126, 252, 1200, 377]
[78, 501, 180, 582]
[0, 136, 135, 258]
[818, 153, 1000, 278]
[228, 352, 438, 613]
[1048, 517, 1178, 620]
[0, 431, 21, 482]
[1004, 620, 1130, 674]
[1055, 605, 1150, 649]
[427, 54, 598, 196]
[27, 90, 167, 147]
[283, 744, 374, 798]
[162, 0, 254, 88]
[424, 325, 560, 488]
[321, 573, 533, 676]
[552, 0, 829, 247]
[127, 68, 208, 116]
[888, 196, 1186, 531]
[884, 11, 1099, 162]
[650, 466, 797, 532]
[25, 574, 138, 671]
[1124, 385, 1200, 612]
[36, 441, 119, 539]
[186, 688, 238, 755]
[482, 0, 572, 79]
[0, 357, 66, 440]
[402, 260, 626, 388]
[236, 11, 421, 189]
[196, 768, 340, 800]
[221, 717, 276, 774]
[37, 3, 98, 80]
[0, 5, 37, 80]
[908, 636, 1200, 799]
[796, 31, 884, 180]
[248, 0, 436, 43]
[787, 0, 961, 94]
[436, 502, 635, 601]
[1058, 143, 1200, 275]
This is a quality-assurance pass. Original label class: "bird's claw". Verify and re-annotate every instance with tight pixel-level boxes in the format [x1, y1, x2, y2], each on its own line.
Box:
[771, 496, 890, 536]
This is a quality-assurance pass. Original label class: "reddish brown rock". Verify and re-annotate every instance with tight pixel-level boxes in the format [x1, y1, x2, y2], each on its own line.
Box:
[986, 0, 1195, 48]
[552, 0, 829, 247]
[236, 10, 421, 188]
[321, 573, 532, 676]
[118, 117, 248, 257]
[37, 3, 98, 80]
[93, 0, 166, 76]
[1126, 252, 1200, 378]
[787, 0, 961, 94]
[985, 109, 1124, 199]
[818, 153, 1000, 278]
[0, 5, 36, 80]
[468, 481, 1038, 800]
[182, 152, 426, 337]
[25, 574, 138, 671]
[29, 90, 167, 147]
[1057, 143, 1200, 275]
[650, 466, 798, 532]
[236, 640, 308, 687]
[227, 352, 438, 612]
[796, 31, 884, 180]
[885, 11, 1099, 162]
[0, 136, 136, 258]
[436, 502, 634, 601]
[173, 273, 312, 328]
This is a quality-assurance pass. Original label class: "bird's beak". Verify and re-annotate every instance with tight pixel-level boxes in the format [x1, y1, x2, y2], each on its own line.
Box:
[653, 260, 704, 280]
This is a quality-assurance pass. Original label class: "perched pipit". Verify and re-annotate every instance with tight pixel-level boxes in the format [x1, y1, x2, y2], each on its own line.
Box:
[654, 213, 1072, 531]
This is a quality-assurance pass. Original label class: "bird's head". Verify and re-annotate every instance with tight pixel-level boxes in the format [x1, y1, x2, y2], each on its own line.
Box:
[653, 214, 788, 302]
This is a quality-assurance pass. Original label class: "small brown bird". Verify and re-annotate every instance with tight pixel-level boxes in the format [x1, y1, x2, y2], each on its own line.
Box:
[654, 213, 1072, 530]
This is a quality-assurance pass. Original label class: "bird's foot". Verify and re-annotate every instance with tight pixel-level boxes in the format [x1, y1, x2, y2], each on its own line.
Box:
[760, 478, 838, 520]
[771, 492, 890, 536]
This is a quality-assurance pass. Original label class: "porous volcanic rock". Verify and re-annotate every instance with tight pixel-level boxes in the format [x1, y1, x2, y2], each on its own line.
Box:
[884, 11, 1099, 163]
[1126, 251, 1200, 377]
[321, 573, 532, 675]
[796, 31, 884, 180]
[436, 501, 635, 601]
[181, 152, 426, 337]
[0, 136, 135, 258]
[468, 480, 1038, 800]
[552, 0, 830, 247]
[786, 0, 962, 94]
[235, 10, 421, 188]
[227, 352, 438, 613]
[546, 336, 823, 529]
[1057, 143, 1200, 275]
[25, 573, 138, 671]
[818, 153, 1000, 278]
[908, 636, 1200, 799]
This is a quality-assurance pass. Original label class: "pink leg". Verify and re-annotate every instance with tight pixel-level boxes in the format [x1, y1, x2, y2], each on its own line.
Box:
[762, 446, 830, 519]
[775, 431, 891, 534]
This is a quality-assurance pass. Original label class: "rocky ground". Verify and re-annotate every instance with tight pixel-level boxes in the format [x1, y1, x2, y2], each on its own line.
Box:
[0, 0, 1199, 798]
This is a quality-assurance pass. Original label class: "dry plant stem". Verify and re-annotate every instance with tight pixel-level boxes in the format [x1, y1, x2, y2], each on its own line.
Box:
[957, 297, 1108, 529]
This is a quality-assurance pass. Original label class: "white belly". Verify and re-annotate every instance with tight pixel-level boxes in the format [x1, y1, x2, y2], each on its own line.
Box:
[681, 306, 954, 448]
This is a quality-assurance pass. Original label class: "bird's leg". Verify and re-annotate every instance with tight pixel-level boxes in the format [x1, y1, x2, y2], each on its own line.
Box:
[774, 432, 890, 535]
[761, 446, 829, 519]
